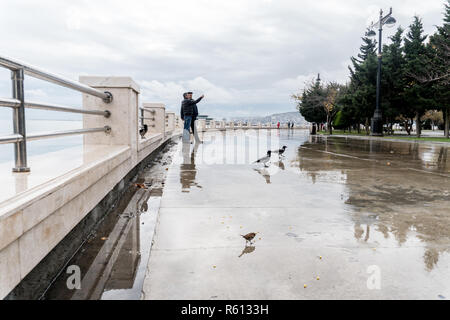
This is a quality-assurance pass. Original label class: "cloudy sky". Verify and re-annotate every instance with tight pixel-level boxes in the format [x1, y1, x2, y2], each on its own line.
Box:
[0, 0, 446, 120]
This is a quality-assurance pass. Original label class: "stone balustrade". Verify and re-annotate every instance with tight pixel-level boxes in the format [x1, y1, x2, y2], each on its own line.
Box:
[0, 76, 180, 299]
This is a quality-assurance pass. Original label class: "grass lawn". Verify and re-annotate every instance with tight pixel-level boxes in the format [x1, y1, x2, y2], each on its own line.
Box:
[319, 130, 450, 143]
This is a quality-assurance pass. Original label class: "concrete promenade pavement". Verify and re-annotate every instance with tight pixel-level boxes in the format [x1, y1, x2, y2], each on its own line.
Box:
[142, 129, 450, 300]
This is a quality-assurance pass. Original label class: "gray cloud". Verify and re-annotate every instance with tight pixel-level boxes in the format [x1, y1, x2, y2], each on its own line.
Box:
[0, 0, 446, 120]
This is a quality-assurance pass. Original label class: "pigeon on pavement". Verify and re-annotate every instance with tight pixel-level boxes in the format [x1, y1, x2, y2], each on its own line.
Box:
[254, 151, 272, 167]
[273, 146, 287, 157]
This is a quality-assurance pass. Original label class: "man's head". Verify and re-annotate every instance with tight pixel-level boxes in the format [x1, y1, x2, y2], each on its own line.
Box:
[183, 92, 193, 99]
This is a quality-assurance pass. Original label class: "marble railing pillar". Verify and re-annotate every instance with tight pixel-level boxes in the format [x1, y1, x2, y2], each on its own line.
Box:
[80, 76, 140, 162]
[142, 103, 166, 138]
[197, 119, 206, 132]
[165, 112, 175, 134]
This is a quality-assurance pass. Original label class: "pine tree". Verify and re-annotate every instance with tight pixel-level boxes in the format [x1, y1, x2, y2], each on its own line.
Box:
[403, 16, 433, 137]
[294, 74, 327, 133]
[345, 30, 378, 134]
[381, 27, 407, 134]
[349, 29, 377, 79]
[427, 0, 450, 137]
[445, 0, 450, 24]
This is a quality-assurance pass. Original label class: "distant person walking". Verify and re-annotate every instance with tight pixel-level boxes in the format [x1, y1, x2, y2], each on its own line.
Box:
[277, 122, 280, 129]
[181, 92, 204, 143]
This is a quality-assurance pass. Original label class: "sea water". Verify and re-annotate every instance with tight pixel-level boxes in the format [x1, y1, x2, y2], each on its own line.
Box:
[0, 119, 83, 163]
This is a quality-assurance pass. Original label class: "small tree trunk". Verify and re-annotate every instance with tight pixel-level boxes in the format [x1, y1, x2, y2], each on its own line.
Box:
[357, 123, 361, 134]
[415, 113, 421, 138]
[365, 118, 370, 135]
[445, 108, 450, 139]
[311, 123, 317, 135]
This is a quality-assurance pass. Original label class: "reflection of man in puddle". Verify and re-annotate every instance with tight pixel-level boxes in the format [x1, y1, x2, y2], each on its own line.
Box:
[180, 143, 202, 193]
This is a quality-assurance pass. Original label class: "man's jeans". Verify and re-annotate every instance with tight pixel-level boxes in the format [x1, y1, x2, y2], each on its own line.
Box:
[183, 116, 193, 142]
[183, 116, 193, 131]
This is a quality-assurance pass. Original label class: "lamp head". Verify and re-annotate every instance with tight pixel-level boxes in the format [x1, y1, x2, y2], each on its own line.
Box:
[385, 16, 396, 26]
[367, 30, 377, 37]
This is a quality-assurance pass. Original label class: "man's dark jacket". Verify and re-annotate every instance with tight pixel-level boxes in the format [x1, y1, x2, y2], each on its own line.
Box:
[180, 97, 203, 120]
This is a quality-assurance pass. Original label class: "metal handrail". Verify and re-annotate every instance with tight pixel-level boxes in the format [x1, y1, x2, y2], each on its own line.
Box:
[140, 107, 156, 113]
[0, 55, 114, 172]
[0, 56, 112, 103]
[27, 127, 111, 141]
[0, 127, 110, 144]
[0, 134, 23, 144]
[0, 97, 110, 117]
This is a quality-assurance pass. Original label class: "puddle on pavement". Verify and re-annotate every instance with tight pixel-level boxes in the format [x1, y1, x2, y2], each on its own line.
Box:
[170, 130, 450, 275]
[296, 135, 450, 272]
[42, 141, 178, 300]
[43, 130, 450, 299]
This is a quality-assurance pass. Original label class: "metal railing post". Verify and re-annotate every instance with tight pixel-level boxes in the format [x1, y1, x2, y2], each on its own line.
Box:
[11, 69, 30, 172]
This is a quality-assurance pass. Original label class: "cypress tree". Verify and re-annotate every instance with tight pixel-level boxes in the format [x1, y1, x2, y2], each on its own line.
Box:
[428, 0, 450, 137]
[296, 75, 327, 133]
[381, 27, 407, 134]
[403, 16, 433, 137]
[346, 30, 378, 134]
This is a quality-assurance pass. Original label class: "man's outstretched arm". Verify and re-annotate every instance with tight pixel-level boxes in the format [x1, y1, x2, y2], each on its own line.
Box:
[194, 95, 204, 104]
[185, 95, 205, 106]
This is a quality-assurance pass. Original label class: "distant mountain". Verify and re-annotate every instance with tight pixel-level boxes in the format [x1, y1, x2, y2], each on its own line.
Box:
[230, 111, 307, 126]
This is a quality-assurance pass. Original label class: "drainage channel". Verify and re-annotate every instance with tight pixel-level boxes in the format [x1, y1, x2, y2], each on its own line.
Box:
[42, 141, 178, 300]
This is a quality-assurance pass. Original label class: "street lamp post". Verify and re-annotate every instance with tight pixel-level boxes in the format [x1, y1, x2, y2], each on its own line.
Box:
[368, 8, 396, 136]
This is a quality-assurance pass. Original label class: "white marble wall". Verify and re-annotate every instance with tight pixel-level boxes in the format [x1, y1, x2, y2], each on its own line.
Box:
[0, 77, 180, 299]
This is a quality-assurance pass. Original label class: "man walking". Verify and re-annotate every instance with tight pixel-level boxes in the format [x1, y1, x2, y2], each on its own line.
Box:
[181, 92, 204, 143]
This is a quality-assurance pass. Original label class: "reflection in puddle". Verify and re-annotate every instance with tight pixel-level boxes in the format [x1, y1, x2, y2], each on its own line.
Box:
[180, 142, 202, 193]
[254, 168, 271, 184]
[238, 246, 256, 258]
[43, 142, 177, 300]
[296, 136, 450, 271]
[253, 161, 285, 184]
[275, 161, 286, 171]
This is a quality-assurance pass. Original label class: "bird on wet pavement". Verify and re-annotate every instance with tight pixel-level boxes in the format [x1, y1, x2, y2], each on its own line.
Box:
[254, 151, 271, 167]
[273, 146, 287, 157]
[241, 232, 258, 244]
